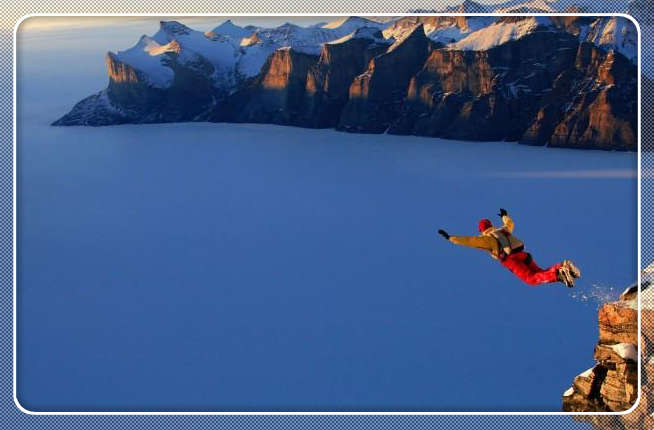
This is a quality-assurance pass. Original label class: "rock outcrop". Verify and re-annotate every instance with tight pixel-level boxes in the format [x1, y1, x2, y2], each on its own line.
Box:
[568, 272, 654, 430]
[563, 285, 639, 412]
[53, 23, 223, 126]
[303, 28, 391, 127]
[533, 43, 637, 150]
[338, 24, 434, 133]
[391, 25, 580, 141]
[215, 48, 320, 125]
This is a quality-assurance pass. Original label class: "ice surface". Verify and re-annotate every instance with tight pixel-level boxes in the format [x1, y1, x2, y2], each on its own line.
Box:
[16, 120, 637, 411]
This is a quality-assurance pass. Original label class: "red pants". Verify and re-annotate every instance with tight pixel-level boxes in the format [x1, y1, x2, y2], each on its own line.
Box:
[500, 251, 562, 285]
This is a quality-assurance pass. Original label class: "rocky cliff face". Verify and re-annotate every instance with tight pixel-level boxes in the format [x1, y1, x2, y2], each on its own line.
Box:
[563, 285, 639, 412]
[53, 16, 638, 150]
[215, 48, 319, 125]
[391, 27, 580, 141]
[338, 24, 434, 133]
[54, 31, 221, 126]
[303, 28, 391, 127]
[536, 43, 637, 150]
[567, 275, 654, 429]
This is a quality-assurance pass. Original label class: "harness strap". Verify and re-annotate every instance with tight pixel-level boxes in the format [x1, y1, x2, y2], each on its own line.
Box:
[523, 252, 532, 265]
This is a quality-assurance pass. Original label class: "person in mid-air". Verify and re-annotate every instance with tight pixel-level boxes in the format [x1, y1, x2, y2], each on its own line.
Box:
[437, 208, 580, 288]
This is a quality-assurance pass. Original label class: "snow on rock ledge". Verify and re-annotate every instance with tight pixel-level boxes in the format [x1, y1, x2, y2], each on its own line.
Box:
[609, 343, 638, 362]
[447, 16, 553, 51]
[563, 282, 640, 412]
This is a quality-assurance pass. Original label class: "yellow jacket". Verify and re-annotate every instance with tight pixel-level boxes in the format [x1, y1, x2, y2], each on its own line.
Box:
[449, 215, 516, 259]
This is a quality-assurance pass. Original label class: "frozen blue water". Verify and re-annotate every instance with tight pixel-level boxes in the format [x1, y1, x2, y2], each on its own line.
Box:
[16, 20, 638, 412]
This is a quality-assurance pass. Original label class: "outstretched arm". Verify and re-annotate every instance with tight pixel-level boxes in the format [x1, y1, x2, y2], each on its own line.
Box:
[502, 215, 514, 233]
[499, 208, 514, 233]
[448, 234, 498, 252]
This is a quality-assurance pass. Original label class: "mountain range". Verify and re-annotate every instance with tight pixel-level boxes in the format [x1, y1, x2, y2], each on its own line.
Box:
[53, 12, 639, 150]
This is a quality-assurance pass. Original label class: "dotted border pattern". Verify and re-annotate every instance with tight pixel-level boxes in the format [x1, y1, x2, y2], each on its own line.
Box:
[5, 2, 650, 429]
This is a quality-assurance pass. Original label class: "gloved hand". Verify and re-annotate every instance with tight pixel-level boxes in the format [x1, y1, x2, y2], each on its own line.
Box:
[498, 208, 508, 217]
[437, 229, 450, 240]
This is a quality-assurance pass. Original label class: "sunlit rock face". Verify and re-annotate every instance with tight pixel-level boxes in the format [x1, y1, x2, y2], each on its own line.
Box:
[572, 269, 654, 429]
[391, 25, 580, 141]
[303, 28, 391, 128]
[337, 24, 434, 133]
[53, 16, 638, 151]
[214, 48, 320, 126]
[563, 285, 639, 413]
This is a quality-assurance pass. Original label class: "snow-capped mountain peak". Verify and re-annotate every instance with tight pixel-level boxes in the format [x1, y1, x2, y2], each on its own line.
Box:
[321, 16, 387, 31]
[328, 26, 390, 45]
[494, 0, 558, 13]
[443, 0, 490, 13]
[209, 19, 255, 40]
[583, 16, 637, 61]
[98, 14, 640, 99]
[111, 35, 177, 88]
[156, 20, 192, 38]
[447, 16, 553, 51]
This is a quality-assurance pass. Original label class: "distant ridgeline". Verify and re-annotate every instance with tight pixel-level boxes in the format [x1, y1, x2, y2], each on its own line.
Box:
[53, 14, 638, 151]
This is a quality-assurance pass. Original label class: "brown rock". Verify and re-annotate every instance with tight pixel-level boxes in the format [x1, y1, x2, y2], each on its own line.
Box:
[303, 29, 390, 127]
[548, 43, 637, 150]
[579, 290, 653, 428]
[564, 285, 639, 413]
[572, 366, 601, 397]
[338, 24, 433, 133]
[598, 302, 638, 345]
[393, 23, 581, 141]
[218, 48, 320, 125]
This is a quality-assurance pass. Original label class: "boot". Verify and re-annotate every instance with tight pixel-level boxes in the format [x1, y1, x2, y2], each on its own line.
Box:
[557, 266, 575, 288]
[563, 260, 581, 279]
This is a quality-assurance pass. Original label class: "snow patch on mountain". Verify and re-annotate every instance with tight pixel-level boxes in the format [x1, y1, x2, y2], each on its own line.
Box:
[236, 43, 277, 78]
[154, 20, 239, 73]
[386, 24, 425, 52]
[583, 17, 637, 62]
[609, 343, 638, 361]
[321, 16, 388, 32]
[490, 0, 632, 13]
[495, 0, 558, 13]
[250, 20, 391, 56]
[447, 17, 554, 51]
[579, 367, 595, 378]
[329, 26, 391, 45]
[442, 0, 490, 13]
[428, 17, 497, 45]
[230, 17, 392, 79]
[105, 14, 642, 93]
[252, 23, 336, 55]
[209, 20, 255, 41]
[113, 35, 176, 88]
